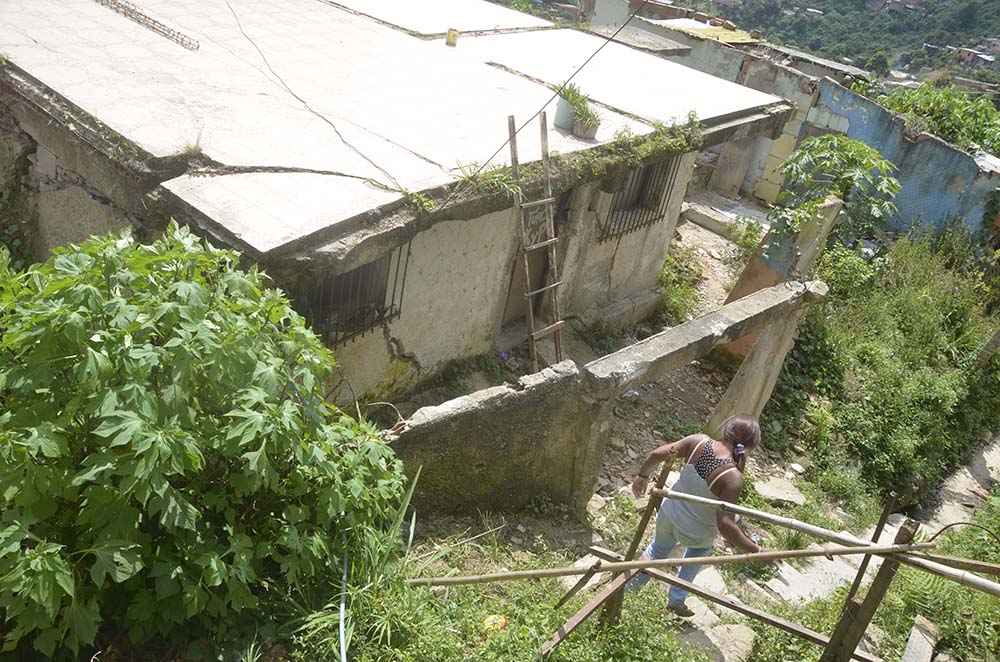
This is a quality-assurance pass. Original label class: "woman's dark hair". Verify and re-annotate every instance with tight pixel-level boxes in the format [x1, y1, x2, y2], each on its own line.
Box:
[721, 414, 761, 471]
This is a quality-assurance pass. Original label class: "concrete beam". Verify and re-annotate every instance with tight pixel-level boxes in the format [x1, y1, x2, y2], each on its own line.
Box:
[682, 201, 738, 237]
[584, 281, 827, 397]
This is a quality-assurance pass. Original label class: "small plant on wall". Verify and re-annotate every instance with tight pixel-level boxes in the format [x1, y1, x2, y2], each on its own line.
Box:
[553, 82, 602, 140]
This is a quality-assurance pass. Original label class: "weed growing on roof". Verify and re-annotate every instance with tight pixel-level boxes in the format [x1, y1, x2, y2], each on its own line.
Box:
[401, 189, 436, 215]
[455, 161, 524, 201]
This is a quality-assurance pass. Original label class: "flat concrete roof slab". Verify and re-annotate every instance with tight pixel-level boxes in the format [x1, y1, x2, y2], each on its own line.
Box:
[460, 29, 782, 126]
[2, 0, 642, 256]
[163, 172, 399, 255]
[590, 24, 691, 56]
[330, 0, 551, 35]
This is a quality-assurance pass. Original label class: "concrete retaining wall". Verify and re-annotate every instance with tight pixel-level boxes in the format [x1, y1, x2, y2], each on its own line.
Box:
[388, 281, 826, 514]
[389, 362, 587, 512]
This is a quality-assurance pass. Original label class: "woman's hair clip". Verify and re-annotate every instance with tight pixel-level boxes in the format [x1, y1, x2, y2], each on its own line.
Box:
[734, 443, 746, 456]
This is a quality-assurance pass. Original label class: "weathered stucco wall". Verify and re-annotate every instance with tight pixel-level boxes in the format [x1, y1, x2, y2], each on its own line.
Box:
[624, 23, 820, 203]
[560, 152, 696, 321]
[390, 361, 586, 512]
[1, 90, 142, 260]
[334, 208, 522, 401]
[389, 281, 826, 514]
[816, 80, 1000, 234]
[337, 155, 698, 401]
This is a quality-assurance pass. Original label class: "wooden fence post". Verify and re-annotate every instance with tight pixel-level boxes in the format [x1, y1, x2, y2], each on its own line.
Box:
[820, 518, 918, 662]
[602, 451, 676, 624]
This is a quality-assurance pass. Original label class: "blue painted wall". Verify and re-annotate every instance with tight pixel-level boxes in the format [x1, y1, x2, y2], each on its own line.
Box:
[816, 80, 999, 235]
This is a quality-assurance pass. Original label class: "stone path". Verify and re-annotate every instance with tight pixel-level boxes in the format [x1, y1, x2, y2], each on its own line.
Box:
[920, 436, 1000, 534]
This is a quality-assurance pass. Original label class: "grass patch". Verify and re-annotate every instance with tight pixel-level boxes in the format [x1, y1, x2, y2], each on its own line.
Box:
[292, 501, 714, 661]
[576, 321, 635, 357]
[658, 243, 703, 326]
[724, 216, 764, 284]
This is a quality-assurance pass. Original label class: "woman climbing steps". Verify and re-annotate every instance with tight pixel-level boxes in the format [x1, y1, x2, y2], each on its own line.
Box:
[627, 414, 773, 617]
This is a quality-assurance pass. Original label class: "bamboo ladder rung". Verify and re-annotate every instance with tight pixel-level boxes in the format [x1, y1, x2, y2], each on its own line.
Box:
[524, 237, 559, 252]
[525, 281, 563, 298]
[521, 196, 557, 209]
[531, 320, 566, 340]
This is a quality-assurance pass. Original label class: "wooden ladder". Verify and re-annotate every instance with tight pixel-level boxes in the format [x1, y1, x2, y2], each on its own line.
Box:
[507, 112, 564, 373]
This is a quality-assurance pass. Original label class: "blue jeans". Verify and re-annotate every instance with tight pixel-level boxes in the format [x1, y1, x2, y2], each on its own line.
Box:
[625, 512, 711, 605]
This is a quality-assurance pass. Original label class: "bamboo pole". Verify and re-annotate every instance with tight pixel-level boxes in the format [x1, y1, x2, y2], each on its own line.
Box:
[407, 543, 933, 587]
[603, 450, 676, 624]
[654, 488, 1000, 600]
[912, 552, 1000, 578]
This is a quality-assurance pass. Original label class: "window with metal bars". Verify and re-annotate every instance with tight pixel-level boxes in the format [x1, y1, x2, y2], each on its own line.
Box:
[599, 156, 681, 241]
[298, 243, 411, 347]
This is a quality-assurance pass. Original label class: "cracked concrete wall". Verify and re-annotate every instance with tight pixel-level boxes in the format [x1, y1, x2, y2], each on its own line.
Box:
[560, 152, 696, 324]
[389, 282, 826, 514]
[335, 160, 700, 401]
[1, 94, 142, 260]
[388, 362, 585, 513]
[333, 207, 522, 402]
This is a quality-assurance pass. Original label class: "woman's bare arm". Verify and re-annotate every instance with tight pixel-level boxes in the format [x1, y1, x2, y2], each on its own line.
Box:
[714, 471, 774, 560]
[630, 434, 702, 497]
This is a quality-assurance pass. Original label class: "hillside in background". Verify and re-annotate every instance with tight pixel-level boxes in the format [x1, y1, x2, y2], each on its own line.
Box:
[689, 0, 1000, 74]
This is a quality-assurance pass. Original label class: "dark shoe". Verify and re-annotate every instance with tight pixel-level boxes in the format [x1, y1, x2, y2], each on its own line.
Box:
[667, 602, 695, 618]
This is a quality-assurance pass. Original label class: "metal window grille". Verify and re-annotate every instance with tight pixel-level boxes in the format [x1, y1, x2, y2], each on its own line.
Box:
[599, 156, 681, 241]
[300, 242, 411, 347]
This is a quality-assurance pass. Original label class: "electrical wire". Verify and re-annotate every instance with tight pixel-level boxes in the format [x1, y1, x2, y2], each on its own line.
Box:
[222, 0, 401, 191]
[432, 0, 652, 212]
[926, 521, 1000, 546]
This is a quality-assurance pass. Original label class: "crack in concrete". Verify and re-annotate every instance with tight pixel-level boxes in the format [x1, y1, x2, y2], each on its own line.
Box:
[383, 325, 421, 369]
[187, 163, 397, 191]
[607, 235, 623, 296]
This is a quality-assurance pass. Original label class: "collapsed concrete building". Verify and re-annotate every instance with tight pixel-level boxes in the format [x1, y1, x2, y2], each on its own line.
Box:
[0, 0, 793, 401]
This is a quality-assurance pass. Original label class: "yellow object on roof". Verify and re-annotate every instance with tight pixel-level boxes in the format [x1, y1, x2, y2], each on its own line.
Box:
[648, 18, 761, 45]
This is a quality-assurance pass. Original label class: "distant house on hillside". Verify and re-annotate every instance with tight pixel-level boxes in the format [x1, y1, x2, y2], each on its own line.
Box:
[0, 0, 790, 402]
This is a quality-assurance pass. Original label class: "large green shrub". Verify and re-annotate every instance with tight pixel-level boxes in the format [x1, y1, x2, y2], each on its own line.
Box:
[878, 83, 1000, 155]
[0, 225, 406, 657]
[779, 135, 900, 240]
[765, 234, 999, 497]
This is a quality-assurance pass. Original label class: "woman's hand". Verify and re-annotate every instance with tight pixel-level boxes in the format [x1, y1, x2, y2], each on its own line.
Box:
[631, 474, 649, 499]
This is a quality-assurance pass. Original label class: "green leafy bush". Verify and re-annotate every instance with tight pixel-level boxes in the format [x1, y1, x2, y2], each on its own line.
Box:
[779, 135, 900, 240]
[878, 83, 1000, 155]
[724, 216, 764, 277]
[0, 225, 406, 657]
[764, 234, 999, 497]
